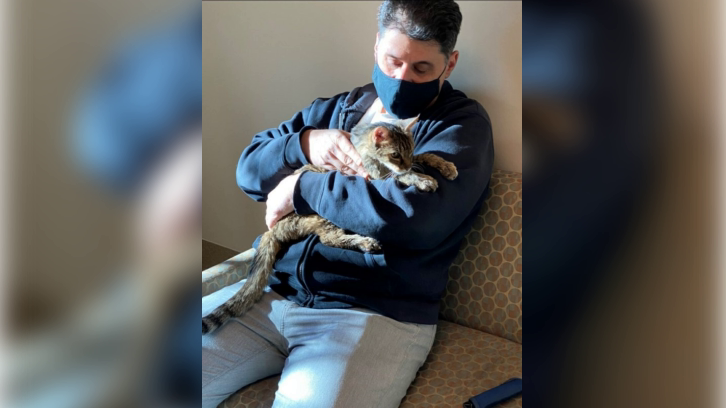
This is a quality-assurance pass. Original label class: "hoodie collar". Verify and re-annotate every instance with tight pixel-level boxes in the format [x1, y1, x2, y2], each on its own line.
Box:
[340, 83, 378, 112]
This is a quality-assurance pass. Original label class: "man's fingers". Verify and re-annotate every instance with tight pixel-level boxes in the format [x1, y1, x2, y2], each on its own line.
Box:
[331, 145, 368, 178]
[265, 211, 275, 229]
[330, 148, 355, 174]
[337, 129, 353, 140]
[337, 137, 364, 166]
[267, 210, 283, 230]
[330, 153, 363, 177]
[326, 155, 351, 175]
[342, 155, 354, 167]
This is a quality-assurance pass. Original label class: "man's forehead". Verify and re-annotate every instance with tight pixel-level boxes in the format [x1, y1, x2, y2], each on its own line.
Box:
[379, 29, 445, 62]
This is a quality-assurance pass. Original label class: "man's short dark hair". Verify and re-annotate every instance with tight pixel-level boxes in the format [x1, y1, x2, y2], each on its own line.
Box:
[377, 0, 462, 58]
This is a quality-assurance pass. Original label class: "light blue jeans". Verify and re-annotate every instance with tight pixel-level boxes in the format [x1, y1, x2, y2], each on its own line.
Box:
[202, 280, 437, 408]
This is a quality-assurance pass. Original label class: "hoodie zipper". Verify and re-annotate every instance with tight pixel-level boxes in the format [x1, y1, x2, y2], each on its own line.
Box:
[298, 107, 345, 307]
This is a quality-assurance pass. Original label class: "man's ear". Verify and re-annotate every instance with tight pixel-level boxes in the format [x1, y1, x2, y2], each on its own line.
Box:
[445, 50, 459, 79]
[374, 32, 380, 59]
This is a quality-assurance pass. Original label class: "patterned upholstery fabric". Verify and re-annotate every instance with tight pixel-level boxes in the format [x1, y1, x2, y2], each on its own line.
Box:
[218, 321, 522, 408]
[400, 320, 521, 408]
[202, 248, 253, 297]
[203, 169, 523, 407]
[220, 376, 279, 408]
[440, 169, 523, 344]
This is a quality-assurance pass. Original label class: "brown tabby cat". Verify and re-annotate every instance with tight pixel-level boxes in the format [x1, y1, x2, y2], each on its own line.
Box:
[202, 122, 457, 334]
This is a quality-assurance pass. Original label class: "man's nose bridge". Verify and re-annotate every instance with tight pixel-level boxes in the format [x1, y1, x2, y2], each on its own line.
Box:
[405, 68, 419, 82]
[395, 64, 415, 82]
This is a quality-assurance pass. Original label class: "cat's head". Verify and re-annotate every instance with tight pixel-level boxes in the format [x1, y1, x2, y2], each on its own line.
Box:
[358, 122, 415, 174]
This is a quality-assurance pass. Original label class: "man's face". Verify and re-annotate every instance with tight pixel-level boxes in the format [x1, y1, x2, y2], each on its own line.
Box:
[374, 28, 458, 88]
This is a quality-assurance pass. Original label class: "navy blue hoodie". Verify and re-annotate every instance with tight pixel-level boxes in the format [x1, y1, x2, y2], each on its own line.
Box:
[236, 81, 493, 324]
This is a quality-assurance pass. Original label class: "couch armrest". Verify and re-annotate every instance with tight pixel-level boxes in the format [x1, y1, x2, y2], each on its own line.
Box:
[202, 248, 256, 297]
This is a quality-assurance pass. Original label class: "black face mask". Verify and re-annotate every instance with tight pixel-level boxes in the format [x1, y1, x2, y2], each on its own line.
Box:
[372, 61, 446, 119]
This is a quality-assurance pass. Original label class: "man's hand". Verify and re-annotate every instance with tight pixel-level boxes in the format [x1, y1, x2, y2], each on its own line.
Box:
[265, 172, 302, 229]
[301, 129, 369, 179]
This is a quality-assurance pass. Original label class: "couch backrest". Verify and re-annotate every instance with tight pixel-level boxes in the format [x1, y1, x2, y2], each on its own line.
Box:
[439, 169, 522, 344]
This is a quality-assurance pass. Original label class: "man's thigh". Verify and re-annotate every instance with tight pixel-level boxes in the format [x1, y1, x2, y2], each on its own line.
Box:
[272, 306, 437, 408]
[202, 280, 290, 408]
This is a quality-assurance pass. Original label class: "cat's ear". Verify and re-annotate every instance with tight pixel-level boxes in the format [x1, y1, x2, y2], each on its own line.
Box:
[404, 119, 416, 133]
[373, 126, 388, 146]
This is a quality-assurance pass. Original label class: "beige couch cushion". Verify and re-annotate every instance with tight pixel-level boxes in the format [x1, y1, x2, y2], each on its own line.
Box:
[400, 320, 521, 408]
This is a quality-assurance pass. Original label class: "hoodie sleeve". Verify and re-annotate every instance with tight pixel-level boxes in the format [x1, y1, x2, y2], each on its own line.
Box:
[292, 112, 494, 250]
[236, 95, 347, 202]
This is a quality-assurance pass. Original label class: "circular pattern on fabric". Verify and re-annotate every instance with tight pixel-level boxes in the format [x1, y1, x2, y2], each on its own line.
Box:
[399, 321, 522, 408]
[440, 170, 522, 344]
[220, 375, 278, 408]
[495, 221, 510, 236]
[202, 259, 251, 297]
[500, 261, 514, 278]
[499, 205, 514, 220]
[509, 215, 522, 231]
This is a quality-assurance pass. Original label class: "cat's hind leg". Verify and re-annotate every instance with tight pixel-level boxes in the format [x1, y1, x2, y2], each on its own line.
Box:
[316, 222, 381, 252]
[274, 215, 380, 251]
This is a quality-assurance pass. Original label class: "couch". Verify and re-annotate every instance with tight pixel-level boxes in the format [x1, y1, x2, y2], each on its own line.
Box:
[202, 169, 522, 407]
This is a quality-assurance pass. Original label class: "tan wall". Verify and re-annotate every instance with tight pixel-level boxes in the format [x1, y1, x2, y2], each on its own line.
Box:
[203, 1, 522, 251]
[11, 0, 191, 332]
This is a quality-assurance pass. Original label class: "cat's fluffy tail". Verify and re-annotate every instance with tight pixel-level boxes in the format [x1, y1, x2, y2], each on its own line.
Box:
[202, 231, 281, 334]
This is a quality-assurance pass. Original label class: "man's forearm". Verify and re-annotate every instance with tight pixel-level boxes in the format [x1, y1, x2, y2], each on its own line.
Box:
[236, 125, 314, 202]
[293, 169, 489, 250]
[300, 128, 313, 162]
[292, 114, 495, 249]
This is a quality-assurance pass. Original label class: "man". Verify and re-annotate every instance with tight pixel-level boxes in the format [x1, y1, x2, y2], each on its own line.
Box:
[202, 1, 493, 407]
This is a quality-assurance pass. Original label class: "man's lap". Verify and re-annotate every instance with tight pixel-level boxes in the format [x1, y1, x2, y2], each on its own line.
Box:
[202, 280, 288, 407]
[202, 280, 436, 408]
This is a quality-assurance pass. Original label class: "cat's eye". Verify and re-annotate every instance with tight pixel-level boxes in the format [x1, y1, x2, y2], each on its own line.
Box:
[391, 152, 400, 159]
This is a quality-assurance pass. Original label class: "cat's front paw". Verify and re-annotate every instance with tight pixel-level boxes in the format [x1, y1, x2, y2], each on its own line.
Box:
[359, 238, 381, 252]
[439, 161, 458, 180]
[414, 174, 438, 192]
